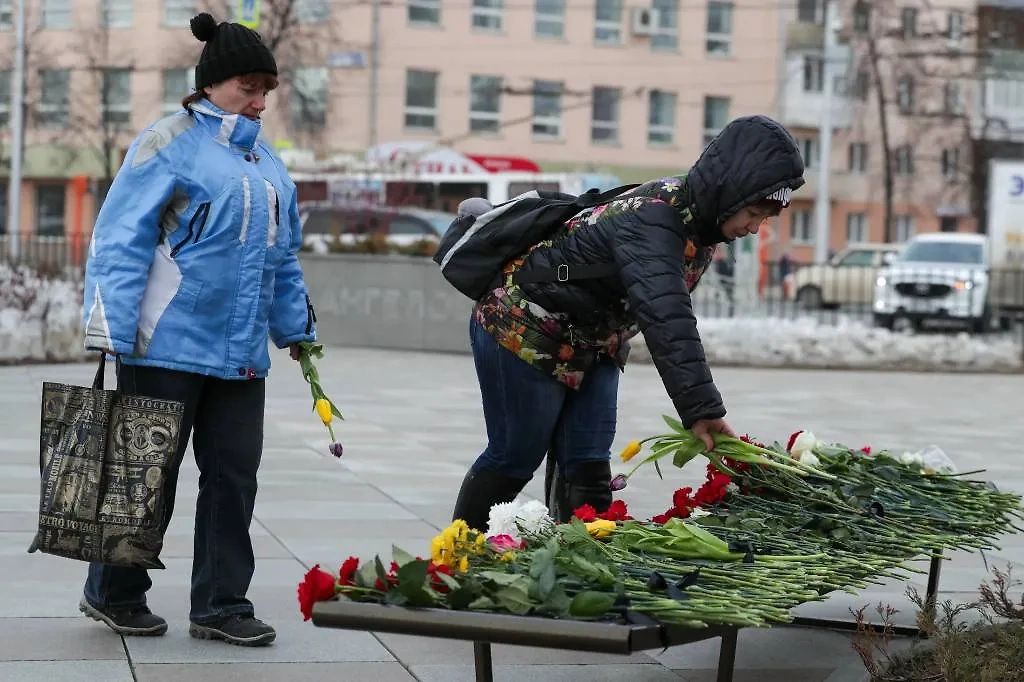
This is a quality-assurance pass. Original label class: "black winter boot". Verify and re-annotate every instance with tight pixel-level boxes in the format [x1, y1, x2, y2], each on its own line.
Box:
[452, 467, 530, 532]
[550, 459, 613, 523]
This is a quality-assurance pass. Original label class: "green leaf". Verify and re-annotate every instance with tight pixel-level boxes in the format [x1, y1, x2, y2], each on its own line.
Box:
[479, 571, 527, 588]
[568, 591, 616, 619]
[438, 573, 462, 591]
[357, 558, 380, 589]
[392, 545, 416, 567]
[662, 414, 687, 433]
[541, 585, 572, 616]
[446, 584, 479, 610]
[467, 596, 497, 611]
[673, 447, 700, 469]
[494, 586, 534, 615]
[395, 559, 434, 606]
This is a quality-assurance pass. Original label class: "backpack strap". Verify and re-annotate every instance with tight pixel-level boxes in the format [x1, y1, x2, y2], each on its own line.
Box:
[512, 262, 620, 285]
[510, 183, 639, 286]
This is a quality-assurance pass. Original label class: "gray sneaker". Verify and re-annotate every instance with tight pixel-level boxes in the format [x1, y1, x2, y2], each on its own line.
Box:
[189, 615, 276, 647]
[79, 598, 168, 636]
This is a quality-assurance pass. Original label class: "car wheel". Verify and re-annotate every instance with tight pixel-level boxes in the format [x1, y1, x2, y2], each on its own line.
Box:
[873, 314, 894, 330]
[796, 285, 824, 310]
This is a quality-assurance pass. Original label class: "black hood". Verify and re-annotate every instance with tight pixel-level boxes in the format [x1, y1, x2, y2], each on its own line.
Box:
[686, 114, 806, 244]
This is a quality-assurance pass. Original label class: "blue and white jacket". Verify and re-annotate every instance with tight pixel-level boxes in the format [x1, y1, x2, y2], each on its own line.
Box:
[82, 99, 316, 380]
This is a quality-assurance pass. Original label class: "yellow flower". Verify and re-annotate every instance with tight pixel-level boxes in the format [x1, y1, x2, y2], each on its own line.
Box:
[619, 440, 642, 462]
[315, 398, 332, 426]
[458, 555, 470, 573]
[500, 551, 517, 562]
[585, 519, 617, 539]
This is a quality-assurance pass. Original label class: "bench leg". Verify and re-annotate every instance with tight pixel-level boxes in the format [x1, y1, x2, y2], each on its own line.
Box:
[473, 641, 494, 682]
[716, 629, 738, 682]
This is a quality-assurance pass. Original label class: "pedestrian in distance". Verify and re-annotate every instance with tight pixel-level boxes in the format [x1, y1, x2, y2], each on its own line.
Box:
[79, 12, 317, 647]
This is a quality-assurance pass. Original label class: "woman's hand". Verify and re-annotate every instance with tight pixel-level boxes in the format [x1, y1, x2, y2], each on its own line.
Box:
[289, 344, 301, 361]
[690, 417, 737, 452]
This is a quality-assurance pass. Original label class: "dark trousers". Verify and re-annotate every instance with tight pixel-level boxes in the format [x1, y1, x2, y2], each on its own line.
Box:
[468, 317, 619, 481]
[83, 362, 265, 623]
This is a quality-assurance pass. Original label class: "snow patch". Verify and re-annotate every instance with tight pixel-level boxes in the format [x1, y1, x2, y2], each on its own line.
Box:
[0, 264, 87, 363]
[628, 317, 1023, 372]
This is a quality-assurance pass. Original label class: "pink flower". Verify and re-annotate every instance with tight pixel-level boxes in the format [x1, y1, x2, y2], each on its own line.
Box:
[487, 534, 525, 552]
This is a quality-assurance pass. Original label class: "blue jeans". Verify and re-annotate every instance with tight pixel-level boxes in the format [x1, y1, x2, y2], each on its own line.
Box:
[469, 317, 619, 481]
[83, 362, 265, 623]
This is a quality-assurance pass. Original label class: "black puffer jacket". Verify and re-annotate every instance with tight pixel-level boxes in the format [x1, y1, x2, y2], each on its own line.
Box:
[517, 115, 805, 427]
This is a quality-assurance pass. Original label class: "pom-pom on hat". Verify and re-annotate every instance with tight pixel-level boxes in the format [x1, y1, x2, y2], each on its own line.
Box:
[190, 12, 278, 90]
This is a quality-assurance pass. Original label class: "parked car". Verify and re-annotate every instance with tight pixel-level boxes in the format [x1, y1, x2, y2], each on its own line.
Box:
[784, 243, 903, 309]
[298, 202, 456, 251]
[873, 232, 1018, 333]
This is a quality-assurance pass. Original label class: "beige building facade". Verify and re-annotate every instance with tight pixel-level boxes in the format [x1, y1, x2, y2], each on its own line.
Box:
[1, 0, 1011, 264]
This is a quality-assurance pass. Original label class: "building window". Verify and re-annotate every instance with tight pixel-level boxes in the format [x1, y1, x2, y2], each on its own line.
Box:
[0, 182, 6, 234]
[162, 68, 194, 116]
[472, 0, 503, 32]
[534, 0, 564, 39]
[651, 0, 678, 50]
[940, 216, 958, 232]
[36, 184, 66, 237]
[295, 0, 329, 23]
[532, 80, 562, 139]
[647, 89, 675, 145]
[703, 96, 730, 146]
[594, 0, 622, 45]
[289, 67, 328, 130]
[894, 215, 915, 242]
[853, 1, 870, 33]
[798, 137, 819, 169]
[848, 142, 867, 172]
[851, 70, 869, 100]
[591, 86, 620, 143]
[900, 7, 917, 38]
[893, 145, 914, 176]
[803, 55, 824, 93]
[101, 69, 132, 127]
[404, 69, 438, 130]
[941, 147, 960, 181]
[0, 70, 9, 127]
[41, 0, 72, 29]
[947, 10, 963, 42]
[37, 69, 70, 128]
[0, 0, 11, 31]
[706, 1, 733, 55]
[796, 0, 822, 24]
[164, 0, 195, 27]
[408, 0, 440, 25]
[790, 209, 814, 243]
[101, 0, 133, 28]
[896, 76, 914, 114]
[943, 82, 962, 115]
[846, 212, 867, 243]
[469, 74, 501, 133]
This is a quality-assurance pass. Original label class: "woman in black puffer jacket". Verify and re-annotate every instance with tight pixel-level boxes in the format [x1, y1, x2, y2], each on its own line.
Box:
[452, 114, 806, 531]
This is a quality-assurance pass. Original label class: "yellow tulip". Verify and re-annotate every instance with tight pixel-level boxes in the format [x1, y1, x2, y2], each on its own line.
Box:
[315, 398, 332, 425]
[458, 555, 469, 573]
[585, 519, 617, 539]
[619, 440, 642, 462]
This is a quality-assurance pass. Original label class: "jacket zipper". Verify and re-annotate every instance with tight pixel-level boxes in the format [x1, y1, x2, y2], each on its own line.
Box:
[170, 201, 212, 258]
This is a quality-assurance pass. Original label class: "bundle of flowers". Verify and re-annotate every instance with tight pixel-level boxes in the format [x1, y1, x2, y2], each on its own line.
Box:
[295, 341, 345, 457]
[297, 418, 1024, 630]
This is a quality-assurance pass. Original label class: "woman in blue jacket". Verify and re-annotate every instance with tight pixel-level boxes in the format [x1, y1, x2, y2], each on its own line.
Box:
[78, 13, 314, 647]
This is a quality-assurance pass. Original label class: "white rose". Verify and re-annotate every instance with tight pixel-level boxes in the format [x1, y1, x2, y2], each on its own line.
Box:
[899, 451, 924, 467]
[799, 452, 822, 468]
[790, 430, 822, 457]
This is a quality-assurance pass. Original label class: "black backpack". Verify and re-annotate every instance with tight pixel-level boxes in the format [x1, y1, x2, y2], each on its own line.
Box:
[433, 184, 639, 300]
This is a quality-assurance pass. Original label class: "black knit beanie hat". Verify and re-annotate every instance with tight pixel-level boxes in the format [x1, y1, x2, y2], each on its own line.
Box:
[190, 12, 278, 90]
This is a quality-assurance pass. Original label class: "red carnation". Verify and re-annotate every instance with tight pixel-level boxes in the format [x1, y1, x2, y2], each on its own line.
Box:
[787, 430, 803, 452]
[297, 564, 337, 621]
[573, 504, 598, 522]
[338, 556, 360, 586]
[597, 499, 633, 521]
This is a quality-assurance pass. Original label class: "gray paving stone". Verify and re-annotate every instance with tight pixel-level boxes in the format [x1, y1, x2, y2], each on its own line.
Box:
[677, 670, 836, 682]
[374, 632, 657, 665]
[0, 617, 128, 660]
[0, 660, 133, 681]
[124, 621, 396, 663]
[134, 662, 418, 682]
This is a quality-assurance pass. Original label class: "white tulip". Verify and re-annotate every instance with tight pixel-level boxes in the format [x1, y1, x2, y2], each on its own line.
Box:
[790, 430, 822, 457]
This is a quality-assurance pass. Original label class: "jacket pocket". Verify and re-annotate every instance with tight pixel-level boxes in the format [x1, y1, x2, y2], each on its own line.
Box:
[170, 202, 211, 258]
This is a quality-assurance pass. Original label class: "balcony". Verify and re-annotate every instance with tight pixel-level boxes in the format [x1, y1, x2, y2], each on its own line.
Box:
[787, 21, 825, 50]
[796, 168, 871, 203]
[781, 50, 853, 130]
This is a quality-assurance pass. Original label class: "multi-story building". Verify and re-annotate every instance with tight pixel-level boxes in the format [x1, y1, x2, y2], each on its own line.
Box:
[777, 0, 982, 264]
[0, 0, 790, 257]
[2, 0, 1021, 263]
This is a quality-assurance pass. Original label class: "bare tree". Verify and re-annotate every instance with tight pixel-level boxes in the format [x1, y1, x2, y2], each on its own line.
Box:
[845, 0, 985, 239]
